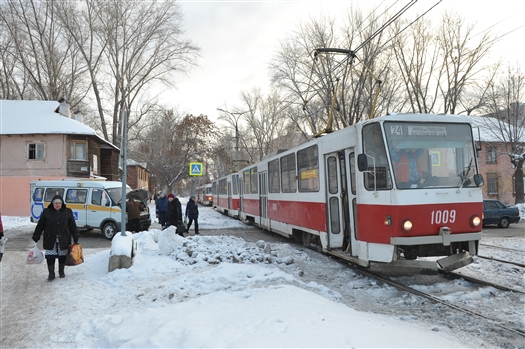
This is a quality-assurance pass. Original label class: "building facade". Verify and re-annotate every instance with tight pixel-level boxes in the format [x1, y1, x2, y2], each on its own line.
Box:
[0, 99, 120, 216]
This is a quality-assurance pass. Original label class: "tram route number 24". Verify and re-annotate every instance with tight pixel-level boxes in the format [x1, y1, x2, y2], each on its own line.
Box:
[430, 210, 456, 224]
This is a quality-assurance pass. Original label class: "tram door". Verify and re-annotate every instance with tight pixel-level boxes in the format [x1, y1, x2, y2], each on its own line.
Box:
[325, 153, 344, 249]
[344, 149, 357, 256]
[227, 182, 232, 211]
[239, 175, 245, 221]
[259, 171, 269, 228]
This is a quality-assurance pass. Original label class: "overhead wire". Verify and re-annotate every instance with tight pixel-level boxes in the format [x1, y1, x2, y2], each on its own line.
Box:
[271, 0, 440, 126]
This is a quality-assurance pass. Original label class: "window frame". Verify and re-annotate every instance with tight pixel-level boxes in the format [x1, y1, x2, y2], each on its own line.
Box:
[69, 140, 88, 160]
[486, 144, 497, 164]
[27, 141, 46, 161]
[297, 145, 320, 192]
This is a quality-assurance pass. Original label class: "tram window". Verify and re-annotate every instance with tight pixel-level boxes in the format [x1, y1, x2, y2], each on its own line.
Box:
[281, 153, 297, 193]
[298, 145, 319, 192]
[232, 175, 239, 195]
[362, 123, 392, 190]
[243, 170, 250, 194]
[268, 159, 280, 193]
[349, 152, 356, 195]
[329, 197, 341, 234]
[250, 167, 258, 194]
[327, 156, 338, 194]
[220, 178, 227, 195]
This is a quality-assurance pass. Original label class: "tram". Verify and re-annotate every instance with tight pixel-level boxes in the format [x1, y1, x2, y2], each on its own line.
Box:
[196, 183, 213, 206]
[212, 113, 485, 272]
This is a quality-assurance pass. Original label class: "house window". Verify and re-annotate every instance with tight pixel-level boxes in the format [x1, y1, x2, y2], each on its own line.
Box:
[487, 173, 498, 195]
[27, 142, 45, 160]
[69, 141, 87, 160]
[486, 145, 497, 163]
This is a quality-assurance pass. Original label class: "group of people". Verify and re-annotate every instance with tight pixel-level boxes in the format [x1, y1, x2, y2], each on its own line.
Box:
[155, 193, 199, 236]
[7, 191, 199, 282]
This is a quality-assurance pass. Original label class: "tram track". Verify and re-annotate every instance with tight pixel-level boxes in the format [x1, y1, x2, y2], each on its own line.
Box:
[299, 241, 525, 340]
[349, 264, 525, 338]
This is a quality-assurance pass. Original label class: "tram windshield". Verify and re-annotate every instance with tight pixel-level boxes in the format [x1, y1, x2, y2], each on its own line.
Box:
[383, 121, 478, 189]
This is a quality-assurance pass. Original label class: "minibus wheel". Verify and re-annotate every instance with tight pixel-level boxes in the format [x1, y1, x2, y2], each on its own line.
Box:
[102, 221, 117, 240]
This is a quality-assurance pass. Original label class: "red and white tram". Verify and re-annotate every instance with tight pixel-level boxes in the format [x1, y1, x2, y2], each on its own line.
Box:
[213, 113, 484, 272]
[196, 183, 213, 206]
[212, 173, 241, 218]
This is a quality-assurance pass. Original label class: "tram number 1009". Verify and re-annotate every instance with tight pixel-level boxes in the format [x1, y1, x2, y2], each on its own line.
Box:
[430, 210, 456, 224]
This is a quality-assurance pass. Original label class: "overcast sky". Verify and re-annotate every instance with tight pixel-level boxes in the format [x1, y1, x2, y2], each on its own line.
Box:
[161, 0, 525, 123]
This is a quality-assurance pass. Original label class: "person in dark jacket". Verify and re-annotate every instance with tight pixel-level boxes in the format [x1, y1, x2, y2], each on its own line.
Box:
[166, 193, 184, 236]
[185, 195, 199, 235]
[32, 194, 79, 281]
[156, 193, 168, 228]
[126, 199, 142, 233]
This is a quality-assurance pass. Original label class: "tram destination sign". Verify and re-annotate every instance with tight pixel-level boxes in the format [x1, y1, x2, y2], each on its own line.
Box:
[407, 125, 447, 136]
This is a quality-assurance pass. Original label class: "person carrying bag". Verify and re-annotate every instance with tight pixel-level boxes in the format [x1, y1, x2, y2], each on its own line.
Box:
[32, 195, 79, 281]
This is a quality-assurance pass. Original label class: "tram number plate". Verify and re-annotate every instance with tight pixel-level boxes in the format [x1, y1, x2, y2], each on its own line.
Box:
[431, 210, 456, 224]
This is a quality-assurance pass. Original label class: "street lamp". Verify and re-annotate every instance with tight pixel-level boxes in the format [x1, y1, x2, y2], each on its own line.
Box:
[217, 108, 252, 171]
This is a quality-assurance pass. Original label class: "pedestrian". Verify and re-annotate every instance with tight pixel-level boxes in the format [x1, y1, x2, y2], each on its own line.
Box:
[0, 212, 4, 262]
[185, 195, 199, 235]
[156, 193, 168, 228]
[126, 199, 142, 233]
[166, 193, 184, 236]
[32, 194, 79, 281]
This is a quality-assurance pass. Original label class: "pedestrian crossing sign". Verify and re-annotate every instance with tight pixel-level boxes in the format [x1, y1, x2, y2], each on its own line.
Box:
[189, 162, 203, 176]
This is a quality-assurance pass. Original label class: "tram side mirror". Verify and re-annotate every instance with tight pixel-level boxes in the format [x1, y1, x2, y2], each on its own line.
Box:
[357, 154, 368, 172]
[474, 174, 484, 187]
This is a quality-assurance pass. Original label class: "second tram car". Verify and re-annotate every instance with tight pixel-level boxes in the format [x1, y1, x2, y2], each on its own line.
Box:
[212, 113, 485, 272]
[196, 183, 213, 206]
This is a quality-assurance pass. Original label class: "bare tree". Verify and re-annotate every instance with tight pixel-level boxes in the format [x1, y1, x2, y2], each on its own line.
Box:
[132, 108, 220, 194]
[269, 5, 403, 135]
[479, 64, 525, 204]
[53, 0, 200, 147]
[0, 0, 86, 102]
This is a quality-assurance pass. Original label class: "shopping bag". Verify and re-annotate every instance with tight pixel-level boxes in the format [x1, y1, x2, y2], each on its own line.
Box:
[176, 221, 187, 235]
[65, 243, 84, 266]
[27, 243, 44, 264]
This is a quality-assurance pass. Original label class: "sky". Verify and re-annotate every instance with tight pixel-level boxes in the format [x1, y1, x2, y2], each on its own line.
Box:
[163, 0, 525, 123]
[1, 197, 524, 348]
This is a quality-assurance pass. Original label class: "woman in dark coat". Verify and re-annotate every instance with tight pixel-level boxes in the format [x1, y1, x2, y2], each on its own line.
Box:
[32, 194, 79, 281]
[166, 193, 183, 236]
[185, 195, 199, 235]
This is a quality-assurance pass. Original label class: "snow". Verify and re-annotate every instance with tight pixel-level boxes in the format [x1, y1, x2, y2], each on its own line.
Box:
[1, 199, 524, 348]
[0, 100, 97, 136]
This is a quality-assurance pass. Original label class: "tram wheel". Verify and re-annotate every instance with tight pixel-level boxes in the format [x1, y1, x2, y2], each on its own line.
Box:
[302, 232, 312, 247]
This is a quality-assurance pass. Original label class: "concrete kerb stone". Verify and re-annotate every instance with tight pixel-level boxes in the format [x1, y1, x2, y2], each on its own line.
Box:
[108, 236, 136, 272]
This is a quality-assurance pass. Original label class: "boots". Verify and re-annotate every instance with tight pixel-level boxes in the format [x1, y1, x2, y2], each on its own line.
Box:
[59, 262, 66, 278]
[47, 259, 55, 282]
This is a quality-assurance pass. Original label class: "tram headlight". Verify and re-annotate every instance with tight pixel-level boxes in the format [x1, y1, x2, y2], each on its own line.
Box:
[470, 215, 481, 227]
[401, 219, 413, 233]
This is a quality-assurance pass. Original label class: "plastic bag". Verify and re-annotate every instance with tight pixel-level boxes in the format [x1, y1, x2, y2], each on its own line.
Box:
[27, 243, 45, 264]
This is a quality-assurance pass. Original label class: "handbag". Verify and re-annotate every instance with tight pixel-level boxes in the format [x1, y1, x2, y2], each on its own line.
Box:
[176, 221, 186, 235]
[65, 243, 84, 266]
[27, 243, 45, 264]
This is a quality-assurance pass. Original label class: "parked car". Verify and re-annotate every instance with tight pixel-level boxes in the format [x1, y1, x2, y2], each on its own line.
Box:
[482, 199, 520, 228]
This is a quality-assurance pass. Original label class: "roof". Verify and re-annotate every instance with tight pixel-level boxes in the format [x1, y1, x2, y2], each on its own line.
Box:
[465, 115, 525, 143]
[0, 100, 118, 150]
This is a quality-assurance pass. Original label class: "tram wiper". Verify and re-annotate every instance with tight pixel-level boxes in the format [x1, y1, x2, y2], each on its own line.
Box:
[458, 158, 473, 188]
